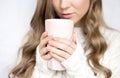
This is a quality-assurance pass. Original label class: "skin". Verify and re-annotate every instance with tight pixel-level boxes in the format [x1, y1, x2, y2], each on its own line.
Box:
[52, 0, 90, 26]
[39, 0, 90, 62]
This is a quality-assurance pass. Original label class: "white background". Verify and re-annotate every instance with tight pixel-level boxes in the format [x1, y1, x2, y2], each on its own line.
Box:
[0, 0, 120, 78]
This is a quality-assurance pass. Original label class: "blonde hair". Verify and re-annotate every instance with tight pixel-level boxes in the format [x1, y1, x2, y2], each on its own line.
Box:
[9, 0, 112, 78]
[81, 0, 112, 78]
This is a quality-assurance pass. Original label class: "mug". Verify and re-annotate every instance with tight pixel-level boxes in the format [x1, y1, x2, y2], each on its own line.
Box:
[45, 19, 74, 71]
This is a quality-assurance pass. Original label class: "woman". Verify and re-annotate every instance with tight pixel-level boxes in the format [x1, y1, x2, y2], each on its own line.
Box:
[9, 0, 120, 78]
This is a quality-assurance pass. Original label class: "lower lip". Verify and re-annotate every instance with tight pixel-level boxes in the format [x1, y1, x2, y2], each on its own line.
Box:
[62, 14, 73, 19]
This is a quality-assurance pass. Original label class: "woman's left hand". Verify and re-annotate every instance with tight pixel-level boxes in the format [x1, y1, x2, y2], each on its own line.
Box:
[47, 33, 77, 62]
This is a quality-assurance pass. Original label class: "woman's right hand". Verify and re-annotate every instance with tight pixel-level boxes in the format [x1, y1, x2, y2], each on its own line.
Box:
[39, 32, 52, 61]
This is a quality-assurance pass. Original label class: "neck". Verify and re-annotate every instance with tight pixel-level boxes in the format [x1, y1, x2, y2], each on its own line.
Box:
[74, 21, 82, 27]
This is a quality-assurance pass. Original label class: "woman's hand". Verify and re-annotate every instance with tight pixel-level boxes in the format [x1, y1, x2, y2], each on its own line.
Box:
[39, 32, 52, 61]
[47, 33, 77, 62]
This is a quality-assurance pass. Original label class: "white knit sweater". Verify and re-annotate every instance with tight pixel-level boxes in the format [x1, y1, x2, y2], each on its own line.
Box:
[32, 26, 120, 78]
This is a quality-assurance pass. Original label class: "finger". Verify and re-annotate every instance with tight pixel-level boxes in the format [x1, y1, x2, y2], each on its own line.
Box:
[40, 36, 52, 49]
[48, 40, 74, 55]
[47, 45, 70, 59]
[53, 37, 76, 50]
[40, 47, 48, 56]
[42, 53, 52, 61]
[50, 52, 65, 62]
[40, 32, 48, 40]
[40, 47, 52, 60]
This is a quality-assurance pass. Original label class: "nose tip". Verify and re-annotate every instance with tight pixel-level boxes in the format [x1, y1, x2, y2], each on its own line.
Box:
[60, 0, 70, 9]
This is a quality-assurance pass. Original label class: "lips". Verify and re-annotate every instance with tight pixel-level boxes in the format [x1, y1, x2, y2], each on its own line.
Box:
[61, 13, 73, 19]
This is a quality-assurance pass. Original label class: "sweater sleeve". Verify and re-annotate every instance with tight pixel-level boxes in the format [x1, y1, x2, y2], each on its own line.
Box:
[61, 38, 98, 78]
[32, 45, 55, 78]
[61, 30, 120, 78]
[31, 43, 98, 78]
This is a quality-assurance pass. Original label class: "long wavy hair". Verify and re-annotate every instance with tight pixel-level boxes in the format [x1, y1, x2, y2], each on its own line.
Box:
[9, 0, 112, 78]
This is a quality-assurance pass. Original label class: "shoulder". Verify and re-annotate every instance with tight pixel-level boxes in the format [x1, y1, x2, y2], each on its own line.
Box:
[100, 26, 120, 59]
[99, 26, 120, 43]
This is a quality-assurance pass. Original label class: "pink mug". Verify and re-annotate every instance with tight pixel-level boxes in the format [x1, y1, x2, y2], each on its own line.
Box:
[45, 19, 74, 71]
